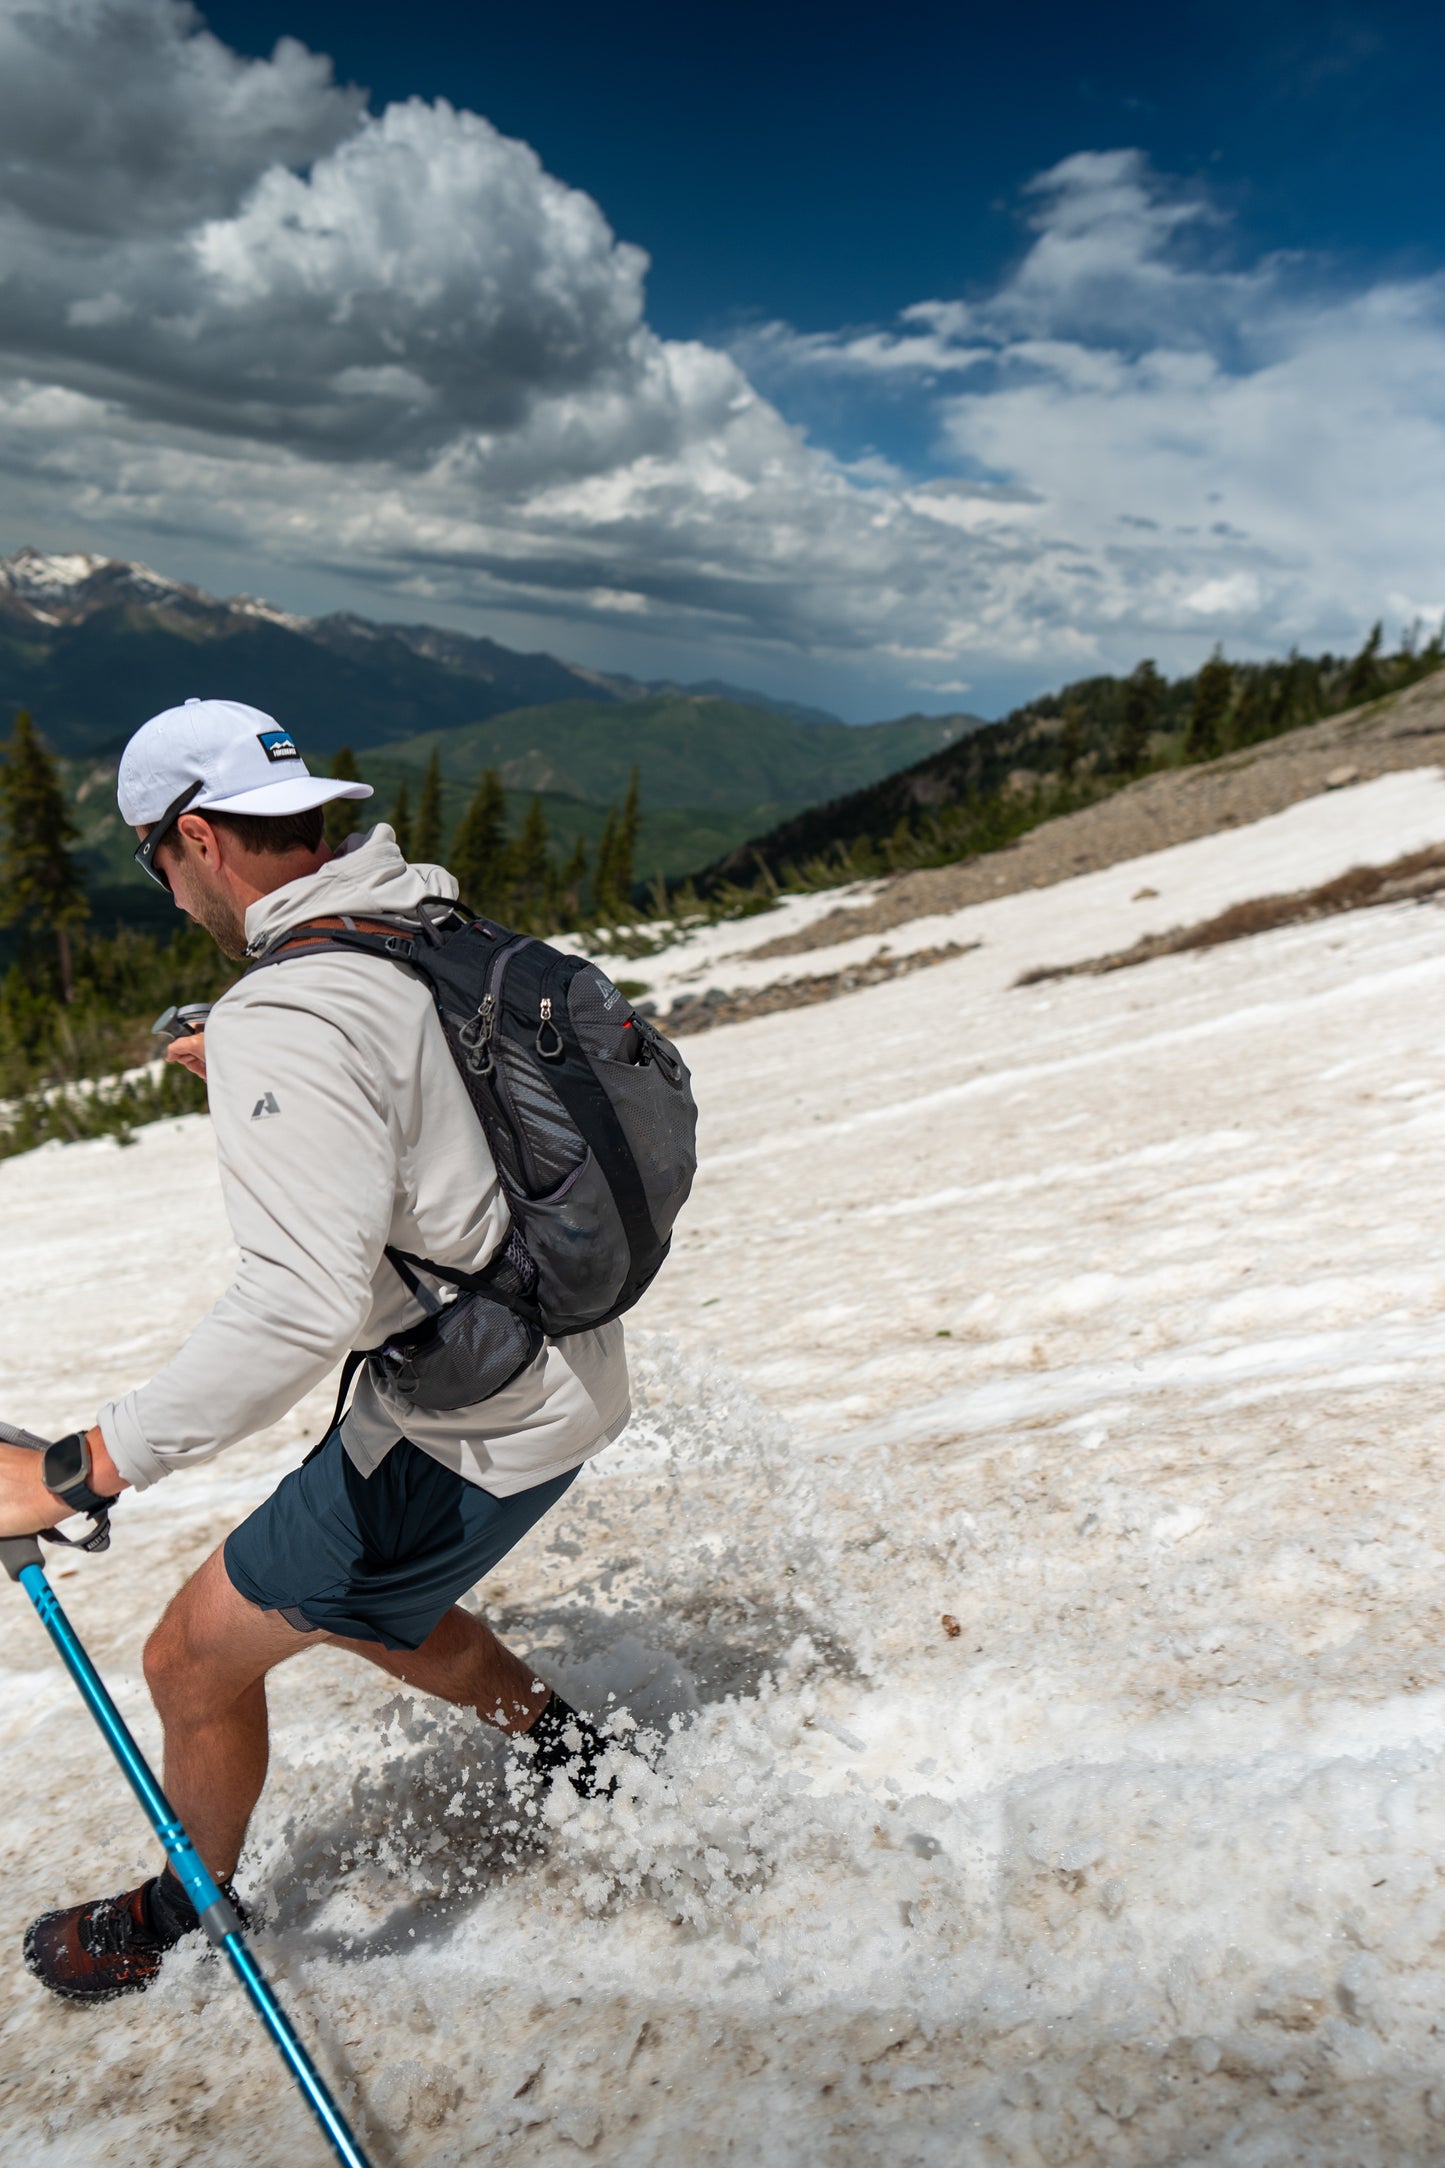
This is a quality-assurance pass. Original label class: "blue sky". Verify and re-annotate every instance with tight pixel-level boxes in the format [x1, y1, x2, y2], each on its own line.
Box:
[1, 0, 1442, 718]
[200, 0, 1445, 337]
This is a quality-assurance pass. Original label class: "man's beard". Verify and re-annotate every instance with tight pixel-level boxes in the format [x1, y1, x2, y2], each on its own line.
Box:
[188, 882, 249, 959]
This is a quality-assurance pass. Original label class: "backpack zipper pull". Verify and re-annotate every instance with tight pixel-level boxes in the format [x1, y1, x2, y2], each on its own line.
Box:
[536, 993, 564, 1062]
[460, 991, 496, 1077]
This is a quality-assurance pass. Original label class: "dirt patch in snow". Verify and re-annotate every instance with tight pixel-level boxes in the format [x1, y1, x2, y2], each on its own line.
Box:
[648, 940, 976, 1035]
[1016, 842, 1445, 986]
[752, 665, 1445, 960]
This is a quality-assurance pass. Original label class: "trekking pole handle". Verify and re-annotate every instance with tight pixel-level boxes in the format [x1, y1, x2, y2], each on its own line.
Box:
[0, 1534, 44, 1580]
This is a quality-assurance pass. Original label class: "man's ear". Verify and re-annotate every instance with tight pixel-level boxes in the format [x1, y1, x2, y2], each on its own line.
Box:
[174, 812, 222, 866]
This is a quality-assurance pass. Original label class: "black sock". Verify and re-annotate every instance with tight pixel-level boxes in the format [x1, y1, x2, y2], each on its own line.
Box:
[525, 1692, 617, 1798]
[142, 1867, 244, 1945]
[143, 1867, 199, 1945]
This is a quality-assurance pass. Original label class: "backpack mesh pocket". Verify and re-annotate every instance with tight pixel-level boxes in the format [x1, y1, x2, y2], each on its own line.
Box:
[370, 1293, 543, 1413]
[568, 973, 697, 1243]
[493, 1039, 588, 1197]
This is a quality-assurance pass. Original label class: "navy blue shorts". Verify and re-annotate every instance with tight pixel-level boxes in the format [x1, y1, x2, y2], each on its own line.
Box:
[223, 1432, 578, 1650]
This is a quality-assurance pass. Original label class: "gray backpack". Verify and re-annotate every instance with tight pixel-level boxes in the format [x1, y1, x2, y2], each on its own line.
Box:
[252, 904, 698, 1412]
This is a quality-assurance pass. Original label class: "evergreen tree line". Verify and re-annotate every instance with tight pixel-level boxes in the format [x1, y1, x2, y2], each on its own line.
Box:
[0, 711, 233, 1124]
[324, 746, 642, 931]
[707, 619, 1445, 898]
[0, 717, 647, 1142]
[0, 614, 1440, 1144]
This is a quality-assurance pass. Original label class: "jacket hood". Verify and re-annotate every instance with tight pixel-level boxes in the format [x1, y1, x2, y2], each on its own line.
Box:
[243, 825, 458, 953]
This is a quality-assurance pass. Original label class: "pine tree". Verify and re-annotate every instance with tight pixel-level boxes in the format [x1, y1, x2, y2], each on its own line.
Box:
[594, 767, 642, 919]
[1343, 622, 1384, 707]
[1229, 668, 1276, 748]
[413, 747, 444, 863]
[450, 768, 508, 914]
[0, 710, 89, 1001]
[390, 778, 413, 860]
[324, 745, 365, 851]
[560, 833, 587, 923]
[592, 808, 620, 919]
[1114, 660, 1162, 773]
[1185, 649, 1233, 761]
[1281, 650, 1323, 733]
[616, 766, 641, 906]
[510, 796, 551, 926]
[1056, 702, 1086, 781]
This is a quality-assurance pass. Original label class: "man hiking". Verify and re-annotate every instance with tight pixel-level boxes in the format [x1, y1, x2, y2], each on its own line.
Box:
[0, 697, 637, 2003]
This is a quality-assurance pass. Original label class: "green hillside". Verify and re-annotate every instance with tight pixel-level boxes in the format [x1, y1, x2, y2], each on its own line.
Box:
[689, 626, 1445, 895]
[319, 758, 784, 890]
[57, 692, 974, 925]
[369, 693, 970, 807]
[2, 550, 978, 912]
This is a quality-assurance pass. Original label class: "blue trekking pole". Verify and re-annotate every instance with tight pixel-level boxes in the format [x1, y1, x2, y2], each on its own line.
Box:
[0, 1469, 375, 2166]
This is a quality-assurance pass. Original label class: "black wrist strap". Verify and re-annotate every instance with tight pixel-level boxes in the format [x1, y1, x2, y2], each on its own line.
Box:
[39, 1433, 113, 1553]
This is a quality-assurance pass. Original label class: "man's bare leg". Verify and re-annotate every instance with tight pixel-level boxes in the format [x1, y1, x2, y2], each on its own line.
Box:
[144, 1547, 548, 1881]
[143, 1549, 326, 1880]
[332, 1606, 549, 1733]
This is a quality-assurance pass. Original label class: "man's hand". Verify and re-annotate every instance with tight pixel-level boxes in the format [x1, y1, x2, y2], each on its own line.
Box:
[165, 1033, 208, 1080]
[0, 1426, 125, 1538]
[0, 1442, 70, 1538]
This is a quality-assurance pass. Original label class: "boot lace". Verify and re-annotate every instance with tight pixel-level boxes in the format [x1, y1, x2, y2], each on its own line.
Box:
[79, 1893, 160, 1959]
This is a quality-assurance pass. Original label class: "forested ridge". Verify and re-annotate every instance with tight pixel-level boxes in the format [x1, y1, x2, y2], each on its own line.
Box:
[2, 620, 1439, 1156]
[693, 625, 1445, 897]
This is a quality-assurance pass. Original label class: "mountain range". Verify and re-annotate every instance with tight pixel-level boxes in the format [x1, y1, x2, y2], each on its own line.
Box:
[0, 547, 978, 918]
[0, 547, 896, 754]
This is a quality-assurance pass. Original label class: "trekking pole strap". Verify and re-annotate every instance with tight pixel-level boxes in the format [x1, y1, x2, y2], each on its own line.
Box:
[0, 1421, 110, 1555]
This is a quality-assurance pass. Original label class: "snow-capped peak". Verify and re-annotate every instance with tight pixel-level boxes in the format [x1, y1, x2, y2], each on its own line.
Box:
[0, 546, 112, 596]
[230, 593, 313, 633]
[0, 546, 313, 631]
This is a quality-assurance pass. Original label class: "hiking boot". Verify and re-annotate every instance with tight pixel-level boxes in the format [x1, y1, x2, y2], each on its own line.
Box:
[24, 1872, 245, 2003]
[24, 1882, 174, 2003]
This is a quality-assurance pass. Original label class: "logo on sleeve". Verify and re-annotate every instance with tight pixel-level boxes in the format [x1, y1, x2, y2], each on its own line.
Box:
[256, 731, 300, 763]
[251, 1091, 281, 1120]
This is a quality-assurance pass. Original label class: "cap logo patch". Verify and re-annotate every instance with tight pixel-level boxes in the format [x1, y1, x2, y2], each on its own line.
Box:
[257, 731, 300, 763]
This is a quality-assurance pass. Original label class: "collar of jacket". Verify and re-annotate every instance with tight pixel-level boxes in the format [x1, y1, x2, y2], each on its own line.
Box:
[242, 824, 460, 958]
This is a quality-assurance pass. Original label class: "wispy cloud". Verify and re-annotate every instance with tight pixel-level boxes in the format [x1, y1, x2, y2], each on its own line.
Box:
[0, 8, 1440, 709]
[740, 149, 1445, 662]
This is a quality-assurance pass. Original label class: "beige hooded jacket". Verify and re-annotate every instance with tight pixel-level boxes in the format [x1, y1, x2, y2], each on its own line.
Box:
[97, 828, 630, 1496]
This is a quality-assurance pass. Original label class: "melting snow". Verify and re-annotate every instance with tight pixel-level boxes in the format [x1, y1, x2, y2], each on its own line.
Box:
[622, 765, 1445, 1009]
[3, 775, 1445, 2160]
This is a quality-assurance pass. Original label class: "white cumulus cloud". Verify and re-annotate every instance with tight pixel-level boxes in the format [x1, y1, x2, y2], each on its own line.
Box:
[0, 7, 1440, 710]
[0, 0, 362, 236]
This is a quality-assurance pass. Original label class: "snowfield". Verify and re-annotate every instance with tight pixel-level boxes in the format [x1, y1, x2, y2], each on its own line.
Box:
[5, 774, 1445, 2164]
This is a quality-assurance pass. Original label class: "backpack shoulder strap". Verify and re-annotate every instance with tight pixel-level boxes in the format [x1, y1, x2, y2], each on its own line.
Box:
[245, 912, 427, 974]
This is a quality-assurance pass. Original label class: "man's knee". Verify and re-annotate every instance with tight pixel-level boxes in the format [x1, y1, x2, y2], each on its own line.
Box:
[143, 1592, 210, 1716]
[143, 1623, 192, 1727]
[142, 1545, 294, 1717]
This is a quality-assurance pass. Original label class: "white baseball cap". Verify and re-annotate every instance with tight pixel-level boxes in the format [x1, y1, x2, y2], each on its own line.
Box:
[117, 697, 373, 824]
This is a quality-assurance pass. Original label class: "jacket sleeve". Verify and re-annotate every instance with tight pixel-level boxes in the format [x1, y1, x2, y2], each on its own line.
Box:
[98, 990, 398, 1489]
